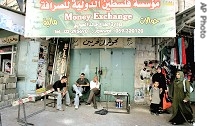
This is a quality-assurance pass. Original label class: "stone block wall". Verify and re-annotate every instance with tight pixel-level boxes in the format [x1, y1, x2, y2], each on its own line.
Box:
[0, 74, 18, 108]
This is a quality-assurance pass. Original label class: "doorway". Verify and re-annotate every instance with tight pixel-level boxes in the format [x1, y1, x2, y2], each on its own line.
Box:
[69, 48, 135, 101]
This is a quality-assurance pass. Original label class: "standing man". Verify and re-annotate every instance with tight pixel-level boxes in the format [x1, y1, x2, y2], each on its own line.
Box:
[53, 76, 71, 111]
[72, 73, 90, 109]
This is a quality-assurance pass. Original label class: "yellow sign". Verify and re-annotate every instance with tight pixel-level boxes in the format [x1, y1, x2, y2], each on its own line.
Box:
[0, 35, 19, 45]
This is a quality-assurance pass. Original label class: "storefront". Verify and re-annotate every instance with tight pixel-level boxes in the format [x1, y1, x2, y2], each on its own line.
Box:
[69, 38, 136, 101]
[158, 5, 195, 102]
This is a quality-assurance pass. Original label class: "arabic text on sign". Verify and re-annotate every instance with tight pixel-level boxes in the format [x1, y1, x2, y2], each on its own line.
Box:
[0, 35, 19, 44]
[40, 0, 161, 12]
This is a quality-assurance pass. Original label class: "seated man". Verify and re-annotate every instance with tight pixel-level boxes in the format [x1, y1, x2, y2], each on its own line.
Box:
[53, 76, 71, 111]
[72, 73, 90, 109]
[85, 75, 100, 109]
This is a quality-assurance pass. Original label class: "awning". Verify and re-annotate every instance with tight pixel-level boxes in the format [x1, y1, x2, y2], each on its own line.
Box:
[176, 5, 195, 34]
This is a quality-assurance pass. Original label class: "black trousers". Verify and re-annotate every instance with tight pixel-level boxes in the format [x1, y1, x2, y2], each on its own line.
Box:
[150, 103, 160, 113]
[159, 91, 165, 109]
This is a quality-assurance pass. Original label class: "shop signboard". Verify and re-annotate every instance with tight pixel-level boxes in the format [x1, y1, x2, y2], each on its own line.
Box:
[25, 0, 176, 37]
[0, 35, 19, 45]
[71, 37, 135, 48]
[0, 8, 25, 36]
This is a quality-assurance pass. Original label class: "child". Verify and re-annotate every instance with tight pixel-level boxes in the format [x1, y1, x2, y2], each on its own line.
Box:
[149, 81, 162, 116]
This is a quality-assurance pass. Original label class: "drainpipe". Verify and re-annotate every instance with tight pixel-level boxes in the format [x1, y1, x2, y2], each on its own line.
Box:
[66, 38, 71, 77]
[50, 38, 58, 84]
[157, 38, 160, 62]
[154, 38, 158, 61]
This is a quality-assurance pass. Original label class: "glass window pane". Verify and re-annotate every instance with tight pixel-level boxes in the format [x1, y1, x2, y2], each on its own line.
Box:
[0, 45, 12, 53]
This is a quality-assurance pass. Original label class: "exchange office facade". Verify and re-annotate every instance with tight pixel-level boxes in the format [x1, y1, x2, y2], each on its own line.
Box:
[0, 0, 176, 102]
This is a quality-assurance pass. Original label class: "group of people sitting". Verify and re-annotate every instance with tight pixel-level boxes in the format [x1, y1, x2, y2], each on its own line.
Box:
[51, 67, 194, 125]
[52, 73, 100, 111]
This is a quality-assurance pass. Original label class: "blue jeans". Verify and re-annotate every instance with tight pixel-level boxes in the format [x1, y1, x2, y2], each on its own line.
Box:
[72, 84, 83, 106]
[53, 91, 70, 109]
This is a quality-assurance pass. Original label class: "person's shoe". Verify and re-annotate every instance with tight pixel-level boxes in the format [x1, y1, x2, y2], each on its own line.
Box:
[163, 110, 170, 114]
[75, 105, 79, 110]
[77, 93, 83, 97]
[57, 108, 64, 111]
[66, 104, 72, 107]
[94, 106, 97, 109]
[158, 109, 163, 114]
[150, 112, 154, 115]
[85, 102, 91, 105]
[171, 122, 177, 125]
[155, 113, 159, 116]
[188, 120, 194, 124]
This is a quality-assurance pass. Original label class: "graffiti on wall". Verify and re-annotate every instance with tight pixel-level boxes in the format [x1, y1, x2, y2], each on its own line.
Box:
[36, 45, 48, 89]
[55, 42, 69, 75]
[51, 41, 70, 83]
[134, 88, 145, 102]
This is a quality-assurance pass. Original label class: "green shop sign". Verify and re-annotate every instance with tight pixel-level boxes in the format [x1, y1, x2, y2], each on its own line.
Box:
[25, 0, 176, 37]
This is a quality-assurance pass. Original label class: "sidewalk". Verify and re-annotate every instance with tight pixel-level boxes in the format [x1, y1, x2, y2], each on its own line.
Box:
[0, 100, 194, 126]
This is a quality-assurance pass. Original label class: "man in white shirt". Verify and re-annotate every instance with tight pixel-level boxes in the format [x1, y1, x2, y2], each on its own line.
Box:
[85, 76, 100, 109]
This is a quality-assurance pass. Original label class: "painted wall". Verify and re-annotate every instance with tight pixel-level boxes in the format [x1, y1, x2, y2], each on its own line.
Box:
[16, 40, 40, 98]
[69, 48, 135, 101]
[37, 42, 49, 89]
[69, 38, 158, 102]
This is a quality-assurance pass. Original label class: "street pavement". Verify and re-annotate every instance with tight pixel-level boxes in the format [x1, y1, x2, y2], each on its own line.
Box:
[0, 100, 194, 126]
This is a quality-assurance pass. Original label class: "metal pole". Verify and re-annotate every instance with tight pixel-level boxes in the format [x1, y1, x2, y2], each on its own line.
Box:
[22, 103, 28, 125]
[18, 103, 34, 126]
[17, 102, 21, 121]
[50, 38, 59, 84]
[0, 113, 2, 126]
[18, 100, 45, 123]
[16, 97, 46, 125]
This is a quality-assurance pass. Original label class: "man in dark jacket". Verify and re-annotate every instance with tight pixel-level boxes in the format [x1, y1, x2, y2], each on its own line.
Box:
[152, 66, 168, 113]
